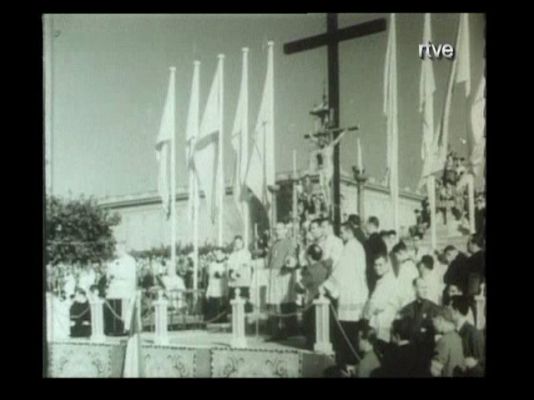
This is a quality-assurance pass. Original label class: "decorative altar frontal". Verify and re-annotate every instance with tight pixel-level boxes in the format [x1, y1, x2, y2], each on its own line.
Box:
[46, 338, 335, 378]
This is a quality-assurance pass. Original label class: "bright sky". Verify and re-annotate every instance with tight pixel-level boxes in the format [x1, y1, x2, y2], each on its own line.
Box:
[46, 13, 485, 199]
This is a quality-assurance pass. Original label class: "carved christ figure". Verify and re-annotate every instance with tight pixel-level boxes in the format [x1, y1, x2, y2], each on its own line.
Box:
[308, 129, 348, 207]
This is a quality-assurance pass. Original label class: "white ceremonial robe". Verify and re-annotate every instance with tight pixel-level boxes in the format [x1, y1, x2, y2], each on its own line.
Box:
[63, 274, 76, 299]
[206, 262, 227, 298]
[78, 269, 96, 295]
[323, 238, 368, 321]
[106, 254, 137, 329]
[161, 274, 186, 309]
[396, 259, 420, 308]
[366, 271, 402, 342]
[422, 270, 442, 305]
[50, 295, 70, 340]
[319, 234, 344, 267]
[227, 249, 252, 288]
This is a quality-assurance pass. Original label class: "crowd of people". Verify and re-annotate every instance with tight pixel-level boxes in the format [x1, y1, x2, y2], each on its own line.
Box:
[47, 205, 486, 378]
[410, 151, 486, 239]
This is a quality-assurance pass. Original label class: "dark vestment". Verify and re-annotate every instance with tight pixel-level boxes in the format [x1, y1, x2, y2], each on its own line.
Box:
[465, 251, 485, 297]
[375, 342, 421, 378]
[443, 252, 469, 293]
[398, 298, 440, 376]
[70, 300, 91, 338]
[364, 233, 387, 293]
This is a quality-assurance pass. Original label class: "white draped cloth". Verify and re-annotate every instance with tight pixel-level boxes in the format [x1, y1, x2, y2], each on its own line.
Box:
[107, 254, 137, 329]
[323, 238, 368, 321]
[319, 234, 344, 267]
[396, 259, 420, 308]
[366, 271, 402, 342]
[227, 249, 252, 288]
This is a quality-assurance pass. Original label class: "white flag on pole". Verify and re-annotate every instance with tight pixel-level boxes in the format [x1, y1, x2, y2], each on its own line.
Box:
[155, 69, 175, 219]
[232, 48, 249, 220]
[433, 13, 471, 172]
[455, 13, 471, 97]
[195, 58, 223, 223]
[246, 42, 275, 209]
[418, 13, 439, 188]
[384, 14, 399, 232]
[186, 61, 200, 223]
[470, 74, 486, 179]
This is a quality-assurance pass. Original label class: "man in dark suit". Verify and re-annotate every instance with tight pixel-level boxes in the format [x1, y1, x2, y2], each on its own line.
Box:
[466, 234, 485, 297]
[450, 296, 485, 376]
[398, 277, 440, 376]
[363, 216, 386, 293]
[299, 243, 333, 349]
[347, 214, 367, 247]
[374, 318, 420, 377]
[443, 245, 469, 294]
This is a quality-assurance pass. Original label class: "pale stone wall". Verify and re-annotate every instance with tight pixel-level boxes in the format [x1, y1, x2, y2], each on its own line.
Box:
[101, 177, 423, 251]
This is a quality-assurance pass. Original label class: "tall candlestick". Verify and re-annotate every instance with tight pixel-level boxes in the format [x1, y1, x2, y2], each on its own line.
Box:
[357, 137, 363, 172]
[292, 150, 297, 179]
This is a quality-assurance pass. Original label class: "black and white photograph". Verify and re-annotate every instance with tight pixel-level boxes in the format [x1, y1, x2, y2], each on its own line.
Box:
[43, 13, 486, 378]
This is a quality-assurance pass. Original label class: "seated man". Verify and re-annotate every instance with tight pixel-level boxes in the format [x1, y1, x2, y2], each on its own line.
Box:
[70, 287, 91, 338]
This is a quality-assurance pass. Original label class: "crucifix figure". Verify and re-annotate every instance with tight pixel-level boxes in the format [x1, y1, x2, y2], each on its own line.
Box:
[284, 13, 386, 233]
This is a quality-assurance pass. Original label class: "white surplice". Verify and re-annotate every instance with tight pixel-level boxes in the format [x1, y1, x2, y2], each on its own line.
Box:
[323, 238, 368, 321]
[366, 270, 402, 342]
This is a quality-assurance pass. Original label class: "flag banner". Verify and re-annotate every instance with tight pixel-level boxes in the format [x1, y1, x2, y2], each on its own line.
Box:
[470, 74, 486, 179]
[455, 13, 471, 97]
[418, 13, 438, 187]
[186, 61, 200, 223]
[196, 58, 223, 223]
[246, 42, 275, 209]
[384, 14, 399, 231]
[155, 69, 176, 219]
[231, 49, 249, 220]
[433, 13, 471, 174]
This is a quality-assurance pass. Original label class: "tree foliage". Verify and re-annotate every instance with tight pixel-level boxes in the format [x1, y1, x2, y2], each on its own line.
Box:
[45, 195, 121, 266]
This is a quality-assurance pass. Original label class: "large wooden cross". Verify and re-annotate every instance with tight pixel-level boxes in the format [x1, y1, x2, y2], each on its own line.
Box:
[284, 13, 386, 233]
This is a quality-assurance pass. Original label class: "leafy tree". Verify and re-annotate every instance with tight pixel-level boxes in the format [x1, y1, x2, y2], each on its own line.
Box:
[45, 195, 121, 267]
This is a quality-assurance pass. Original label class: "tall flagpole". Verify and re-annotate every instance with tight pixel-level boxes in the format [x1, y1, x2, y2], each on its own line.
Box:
[242, 48, 250, 247]
[44, 15, 54, 197]
[192, 61, 200, 296]
[169, 66, 177, 276]
[218, 54, 225, 246]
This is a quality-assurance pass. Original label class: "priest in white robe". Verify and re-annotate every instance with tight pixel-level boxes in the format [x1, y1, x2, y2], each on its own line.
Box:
[105, 241, 137, 335]
[364, 251, 402, 344]
[323, 222, 368, 366]
[392, 242, 420, 308]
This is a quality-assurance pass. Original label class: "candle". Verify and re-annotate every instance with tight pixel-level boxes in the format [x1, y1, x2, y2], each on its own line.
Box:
[357, 137, 363, 172]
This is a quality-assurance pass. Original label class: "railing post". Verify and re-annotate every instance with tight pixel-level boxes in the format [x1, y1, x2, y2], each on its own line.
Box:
[231, 288, 247, 348]
[313, 287, 334, 355]
[89, 294, 105, 343]
[154, 290, 169, 345]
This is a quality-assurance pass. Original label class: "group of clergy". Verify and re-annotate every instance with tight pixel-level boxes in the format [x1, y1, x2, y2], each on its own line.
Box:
[261, 213, 485, 377]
